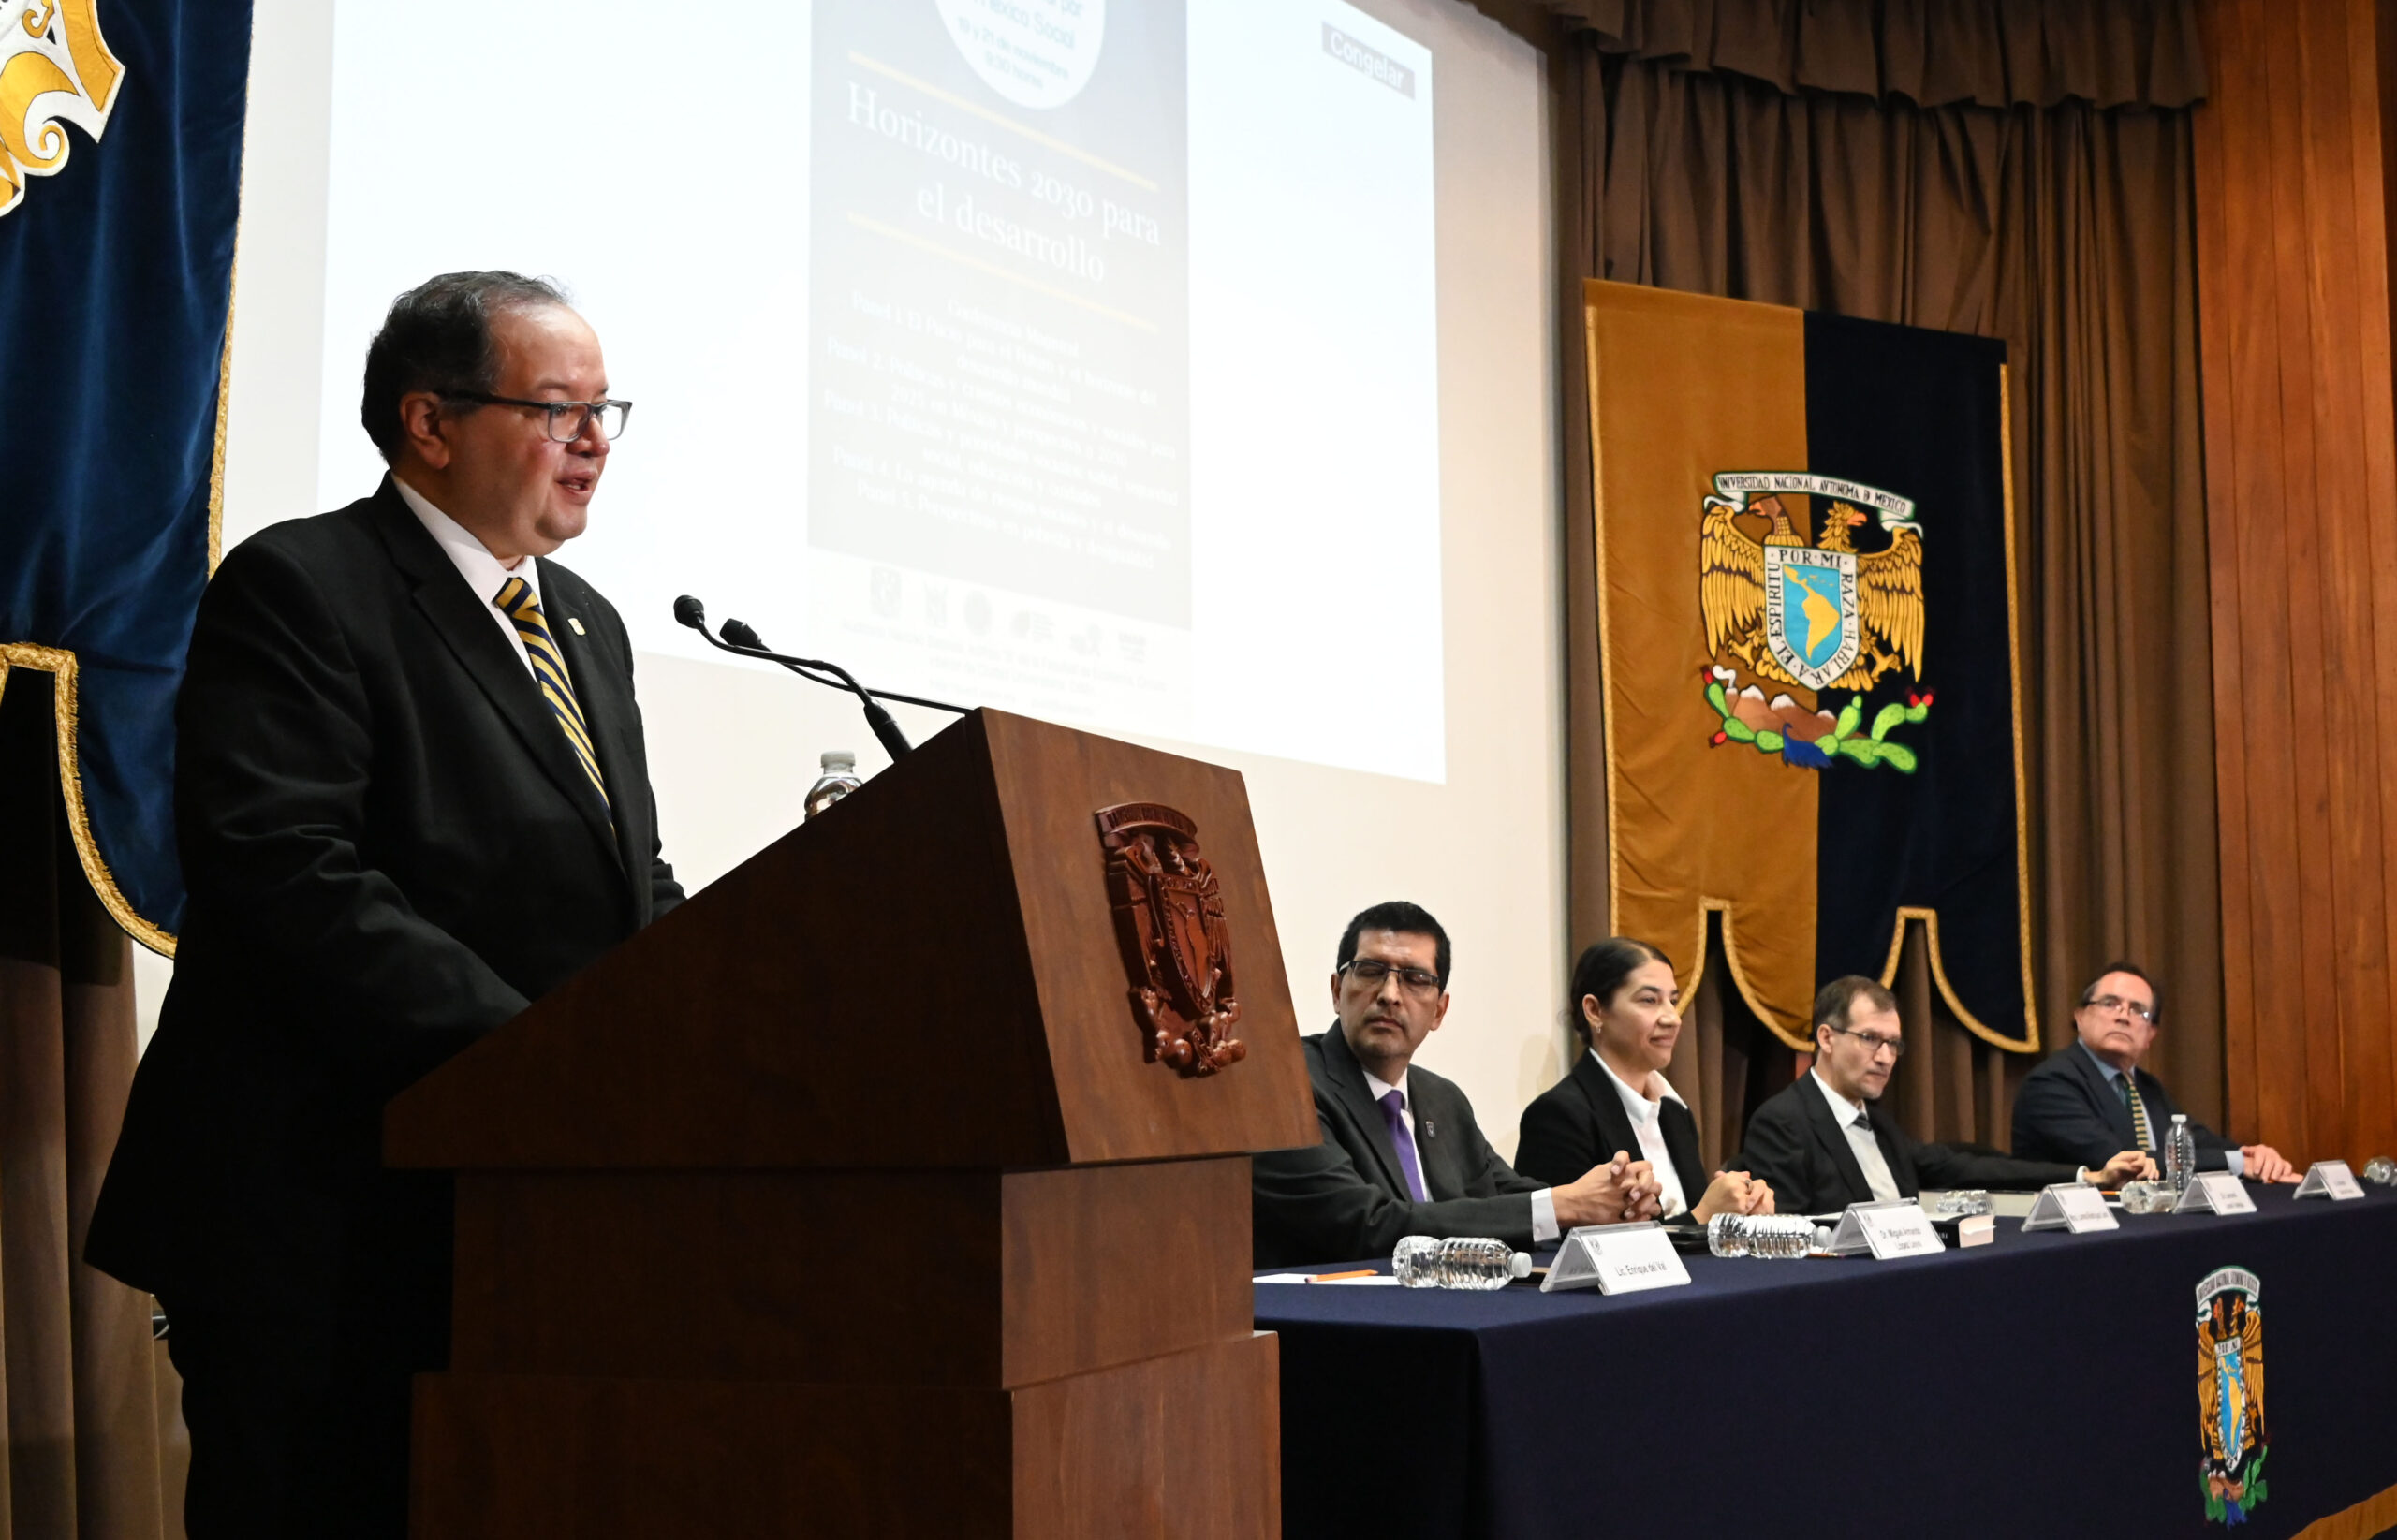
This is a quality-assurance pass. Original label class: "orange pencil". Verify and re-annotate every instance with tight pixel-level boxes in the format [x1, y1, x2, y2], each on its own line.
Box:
[1310, 1269, 1377, 1283]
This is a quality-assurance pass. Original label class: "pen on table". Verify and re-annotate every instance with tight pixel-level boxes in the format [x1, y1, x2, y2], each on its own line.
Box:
[1309, 1269, 1377, 1283]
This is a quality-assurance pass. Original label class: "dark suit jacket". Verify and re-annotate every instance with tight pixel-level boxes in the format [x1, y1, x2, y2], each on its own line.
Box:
[1252, 1026, 1546, 1268]
[1736, 1073, 2081, 1214]
[1514, 1050, 1709, 1211]
[2011, 1042, 2236, 1171]
[87, 477, 683, 1342]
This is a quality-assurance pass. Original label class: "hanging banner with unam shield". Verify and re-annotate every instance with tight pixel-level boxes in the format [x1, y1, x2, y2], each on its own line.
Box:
[1, 0, 254, 949]
[1584, 281, 2035, 1050]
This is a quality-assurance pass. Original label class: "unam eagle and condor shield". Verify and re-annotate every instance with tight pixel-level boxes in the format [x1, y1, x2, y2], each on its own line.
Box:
[1585, 282, 2034, 1050]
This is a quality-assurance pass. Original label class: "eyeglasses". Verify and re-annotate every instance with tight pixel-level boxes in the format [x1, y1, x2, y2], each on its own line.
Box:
[2082, 993, 2156, 1024]
[446, 392, 633, 443]
[1340, 959, 1444, 996]
[1826, 1023, 1905, 1058]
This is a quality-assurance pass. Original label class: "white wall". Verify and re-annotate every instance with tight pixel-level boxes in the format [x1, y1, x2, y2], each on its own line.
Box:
[156, 0, 1569, 1156]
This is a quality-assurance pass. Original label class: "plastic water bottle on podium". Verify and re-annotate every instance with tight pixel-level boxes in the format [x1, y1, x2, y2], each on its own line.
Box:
[2166, 1113, 2196, 1196]
[803, 751, 863, 820]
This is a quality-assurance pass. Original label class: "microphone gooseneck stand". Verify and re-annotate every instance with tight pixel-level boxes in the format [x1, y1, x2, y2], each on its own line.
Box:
[672, 595, 968, 761]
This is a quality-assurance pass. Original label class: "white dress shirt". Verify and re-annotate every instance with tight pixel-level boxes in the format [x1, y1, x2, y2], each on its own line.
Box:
[392, 477, 559, 686]
[2079, 1041, 2243, 1177]
[1591, 1049, 1690, 1218]
[1810, 1070, 1903, 1204]
[1364, 1064, 1560, 1244]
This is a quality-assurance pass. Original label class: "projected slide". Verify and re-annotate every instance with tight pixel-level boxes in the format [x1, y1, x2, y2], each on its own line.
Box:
[318, 0, 1442, 780]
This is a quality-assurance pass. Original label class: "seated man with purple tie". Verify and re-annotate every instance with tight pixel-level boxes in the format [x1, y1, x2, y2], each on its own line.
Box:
[1251, 902, 1661, 1268]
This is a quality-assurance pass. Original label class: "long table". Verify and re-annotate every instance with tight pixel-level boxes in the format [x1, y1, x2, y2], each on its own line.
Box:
[1257, 1187, 2397, 1539]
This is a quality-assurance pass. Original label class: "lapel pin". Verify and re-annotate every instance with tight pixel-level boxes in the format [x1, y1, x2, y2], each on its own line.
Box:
[567, 617, 586, 635]
[1421, 1119, 1435, 1139]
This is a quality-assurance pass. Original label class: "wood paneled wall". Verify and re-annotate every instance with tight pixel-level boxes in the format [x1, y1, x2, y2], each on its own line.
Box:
[2196, 0, 2397, 1166]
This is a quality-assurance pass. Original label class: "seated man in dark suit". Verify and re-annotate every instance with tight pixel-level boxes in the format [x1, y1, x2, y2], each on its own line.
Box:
[1739, 976, 2145, 1213]
[2012, 962, 2298, 1182]
[1252, 902, 1659, 1268]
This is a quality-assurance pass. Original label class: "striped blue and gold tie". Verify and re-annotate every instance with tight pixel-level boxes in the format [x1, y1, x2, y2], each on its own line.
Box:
[494, 576, 610, 813]
[2121, 1071, 2155, 1151]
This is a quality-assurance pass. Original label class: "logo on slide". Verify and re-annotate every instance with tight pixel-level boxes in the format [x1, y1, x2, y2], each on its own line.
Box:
[1, 0, 125, 220]
[935, 0, 1105, 110]
[1697, 471, 1932, 770]
[1096, 801, 1245, 1078]
[2197, 1267, 2269, 1526]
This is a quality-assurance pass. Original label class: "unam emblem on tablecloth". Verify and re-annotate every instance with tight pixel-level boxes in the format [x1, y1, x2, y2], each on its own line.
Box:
[1096, 801, 1245, 1078]
[2197, 1265, 2269, 1525]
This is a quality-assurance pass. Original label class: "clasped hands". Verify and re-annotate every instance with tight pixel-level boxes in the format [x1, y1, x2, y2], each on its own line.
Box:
[1551, 1151, 1776, 1226]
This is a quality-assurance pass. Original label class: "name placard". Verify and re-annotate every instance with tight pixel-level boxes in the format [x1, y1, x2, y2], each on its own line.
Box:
[1540, 1221, 1693, 1295]
[2293, 1160, 2367, 1201]
[1825, 1199, 1945, 1259]
[2022, 1181, 2120, 1234]
[2174, 1172, 2258, 1215]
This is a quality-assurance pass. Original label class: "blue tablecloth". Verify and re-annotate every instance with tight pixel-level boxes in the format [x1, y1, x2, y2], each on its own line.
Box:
[1256, 1187, 2397, 1539]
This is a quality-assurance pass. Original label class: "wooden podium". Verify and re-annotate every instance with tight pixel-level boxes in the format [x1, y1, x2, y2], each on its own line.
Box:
[385, 710, 1316, 1537]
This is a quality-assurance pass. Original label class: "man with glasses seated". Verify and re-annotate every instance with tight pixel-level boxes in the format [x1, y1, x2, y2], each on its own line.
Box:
[2011, 962, 2298, 1182]
[1252, 902, 1663, 1268]
[1736, 977, 2145, 1214]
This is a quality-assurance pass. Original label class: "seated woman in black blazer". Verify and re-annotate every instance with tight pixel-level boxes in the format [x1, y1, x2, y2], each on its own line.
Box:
[1515, 937, 1774, 1223]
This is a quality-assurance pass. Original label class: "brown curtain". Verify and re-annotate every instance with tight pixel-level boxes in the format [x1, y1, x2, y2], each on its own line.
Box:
[0, 669, 186, 1538]
[1522, 0, 2205, 111]
[1529, 0, 2223, 1157]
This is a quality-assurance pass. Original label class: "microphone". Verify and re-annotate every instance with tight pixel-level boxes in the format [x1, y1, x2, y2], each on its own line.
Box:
[725, 616, 913, 759]
[672, 596, 963, 762]
[673, 596, 842, 692]
[714, 616, 772, 653]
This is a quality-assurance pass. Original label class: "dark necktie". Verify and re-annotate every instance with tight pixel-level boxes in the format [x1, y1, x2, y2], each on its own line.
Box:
[1378, 1088, 1431, 1202]
[495, 576, 610, 812]
[2119, 1072, 2155, 1151]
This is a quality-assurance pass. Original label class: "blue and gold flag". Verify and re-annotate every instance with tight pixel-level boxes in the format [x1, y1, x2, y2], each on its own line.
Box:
[1588, 280, 2034, 1050]
[0, 0, 253, 948]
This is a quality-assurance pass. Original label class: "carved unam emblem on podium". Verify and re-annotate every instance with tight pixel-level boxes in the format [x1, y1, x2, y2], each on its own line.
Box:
[1096, 802, 1246, 1077]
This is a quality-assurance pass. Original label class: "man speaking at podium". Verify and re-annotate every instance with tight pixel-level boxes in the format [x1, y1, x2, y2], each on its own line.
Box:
[87, 272, 684, 1538]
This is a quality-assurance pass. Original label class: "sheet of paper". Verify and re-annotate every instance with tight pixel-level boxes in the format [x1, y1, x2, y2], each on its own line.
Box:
[1857, 1203, 1945, 1259]
[2293, 1160, 2366, 1200]
[2023, 1181, 2120, 1234]
[1541, 1222, 1691, 1295]
[1825, 1199, 1933, 1257]
[2174, 1172, 2257, 1215]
